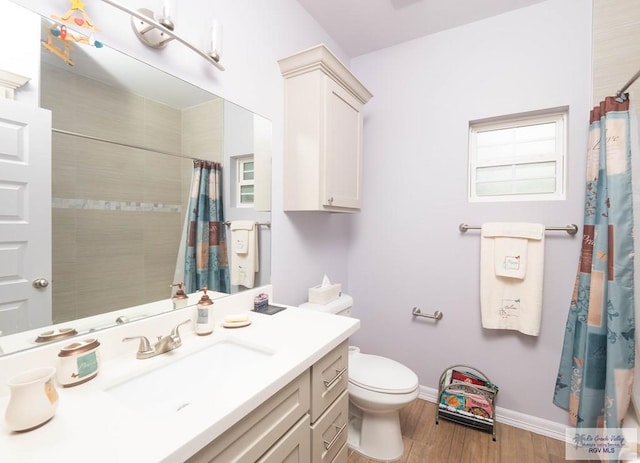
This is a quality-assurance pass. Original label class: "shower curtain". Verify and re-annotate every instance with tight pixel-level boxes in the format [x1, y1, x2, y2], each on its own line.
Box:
[183, 160, 230, 294]
[554, 96, 636, 430]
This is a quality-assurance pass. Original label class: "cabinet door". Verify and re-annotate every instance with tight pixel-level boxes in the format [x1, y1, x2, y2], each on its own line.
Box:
[322, 78, 363, 210]
[257, 415, 311, 463]
[187, 370, 310, 463]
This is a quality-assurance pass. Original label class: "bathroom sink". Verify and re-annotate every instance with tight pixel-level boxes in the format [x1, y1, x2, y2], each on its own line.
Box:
[105, 338, 274, 418]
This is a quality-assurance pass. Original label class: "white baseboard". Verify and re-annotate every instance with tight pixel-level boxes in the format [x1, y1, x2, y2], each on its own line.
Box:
[419, 385, 566, 441]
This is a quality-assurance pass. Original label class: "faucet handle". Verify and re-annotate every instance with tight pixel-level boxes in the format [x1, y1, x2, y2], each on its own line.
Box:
[123, 335, 153, 356]
[170, 319, 191, 347]
[170, 319, 191, 342]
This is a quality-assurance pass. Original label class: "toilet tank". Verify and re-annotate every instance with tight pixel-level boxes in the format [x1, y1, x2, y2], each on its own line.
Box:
[299, 294, 353, 316]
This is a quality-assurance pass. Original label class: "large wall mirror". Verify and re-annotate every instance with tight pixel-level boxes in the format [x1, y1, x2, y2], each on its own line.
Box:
[0, 8, 271, 355]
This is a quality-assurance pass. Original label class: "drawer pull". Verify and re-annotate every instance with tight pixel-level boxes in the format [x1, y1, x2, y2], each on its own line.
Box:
[323, 367, 346, 389]
[323, 423, 347, 451]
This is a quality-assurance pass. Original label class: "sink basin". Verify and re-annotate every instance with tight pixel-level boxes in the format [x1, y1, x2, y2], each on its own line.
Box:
[106, 338, 274, 418]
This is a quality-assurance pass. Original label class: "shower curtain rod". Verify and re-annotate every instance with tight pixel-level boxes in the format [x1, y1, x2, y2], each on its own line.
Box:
[459, 223, 579, 235]
[52, 128, 189, 160]
[616, 67, 640, 101]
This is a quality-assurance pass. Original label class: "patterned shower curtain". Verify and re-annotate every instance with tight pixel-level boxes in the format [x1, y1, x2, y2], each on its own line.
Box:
[183, 160, 230, 294]
[554, 96, 636, 430]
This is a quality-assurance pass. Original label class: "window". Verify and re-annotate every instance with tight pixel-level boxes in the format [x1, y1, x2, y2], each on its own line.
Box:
[468, 111, 566, 202]
[236, 156, 254, 207]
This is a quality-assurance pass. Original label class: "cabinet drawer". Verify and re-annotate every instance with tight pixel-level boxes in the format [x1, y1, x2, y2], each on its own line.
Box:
[256, 414, 311, 463]
[187, 370, 310, 463]
[311, 390, 348, 463]
[311, 341, 348, 422]
[332, 443, 348, 463]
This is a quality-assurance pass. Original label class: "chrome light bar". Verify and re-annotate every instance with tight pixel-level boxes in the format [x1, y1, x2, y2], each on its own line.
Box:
[101, 0, 224, 71]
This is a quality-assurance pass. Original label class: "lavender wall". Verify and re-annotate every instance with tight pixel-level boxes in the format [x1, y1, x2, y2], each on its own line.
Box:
[347, 0, 592, 425]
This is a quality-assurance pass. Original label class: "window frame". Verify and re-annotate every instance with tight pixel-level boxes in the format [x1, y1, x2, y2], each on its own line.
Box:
[235, 155, 255, 208]
[468, 110, 567, 202]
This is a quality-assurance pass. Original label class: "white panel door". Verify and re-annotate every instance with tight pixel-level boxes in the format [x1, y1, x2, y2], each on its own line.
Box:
[0, 98, 51, 335]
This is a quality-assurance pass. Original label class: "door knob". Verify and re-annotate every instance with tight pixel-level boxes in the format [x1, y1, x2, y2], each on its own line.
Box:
[32, 278, 49, 289]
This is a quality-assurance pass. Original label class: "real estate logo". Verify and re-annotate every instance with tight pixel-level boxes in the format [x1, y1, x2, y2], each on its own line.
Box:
[565, 427, 638, 461]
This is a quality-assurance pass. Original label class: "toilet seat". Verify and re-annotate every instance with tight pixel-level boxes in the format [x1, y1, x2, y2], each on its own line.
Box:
[349, 353, 418, 394]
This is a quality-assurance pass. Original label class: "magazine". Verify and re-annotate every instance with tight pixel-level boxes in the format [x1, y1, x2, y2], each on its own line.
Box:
[450, 369, 497, 391]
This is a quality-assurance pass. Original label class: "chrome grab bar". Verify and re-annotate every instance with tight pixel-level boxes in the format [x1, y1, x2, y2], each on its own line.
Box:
[412, 307, 443, 321]
[323, 423, 347, 450]
[323, 367, 347, 389]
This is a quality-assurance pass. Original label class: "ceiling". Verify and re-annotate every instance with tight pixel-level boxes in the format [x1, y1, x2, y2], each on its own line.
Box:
[296, 0, 549, 57]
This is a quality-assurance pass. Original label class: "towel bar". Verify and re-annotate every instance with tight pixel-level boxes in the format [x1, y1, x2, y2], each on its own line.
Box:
[223, 221, 271, 228]
[458, 223, 578, 235]
[412, 307, 443, 320]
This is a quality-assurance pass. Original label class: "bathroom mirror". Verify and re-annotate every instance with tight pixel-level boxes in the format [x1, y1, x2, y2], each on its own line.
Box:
[0, 11, 271, 355]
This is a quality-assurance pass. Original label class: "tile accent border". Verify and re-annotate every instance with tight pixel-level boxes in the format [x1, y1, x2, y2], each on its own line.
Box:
[52, 197, 182, 213]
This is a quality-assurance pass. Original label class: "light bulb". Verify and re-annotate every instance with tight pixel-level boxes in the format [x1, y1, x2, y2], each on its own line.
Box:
[210, 20, 222, 61]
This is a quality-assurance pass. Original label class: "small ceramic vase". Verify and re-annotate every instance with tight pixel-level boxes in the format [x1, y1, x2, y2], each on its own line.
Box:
[5, 366, 58, 432]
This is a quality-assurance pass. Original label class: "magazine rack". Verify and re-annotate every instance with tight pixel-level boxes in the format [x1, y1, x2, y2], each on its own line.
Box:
[436, 364, 498, 441]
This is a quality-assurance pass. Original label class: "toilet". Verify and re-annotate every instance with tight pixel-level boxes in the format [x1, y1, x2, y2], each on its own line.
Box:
[300, 294, 419, 461]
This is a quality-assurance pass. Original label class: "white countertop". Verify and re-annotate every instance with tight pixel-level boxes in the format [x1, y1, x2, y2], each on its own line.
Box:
[0, 302, 359, 463]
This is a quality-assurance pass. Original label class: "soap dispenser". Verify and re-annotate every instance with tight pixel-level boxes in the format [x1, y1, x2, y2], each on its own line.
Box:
[171, 282, 188, 309]
[195, 287, 214, 335]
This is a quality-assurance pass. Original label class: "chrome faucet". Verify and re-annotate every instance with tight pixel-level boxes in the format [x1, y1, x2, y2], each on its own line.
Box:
[123, 319, 191, 359]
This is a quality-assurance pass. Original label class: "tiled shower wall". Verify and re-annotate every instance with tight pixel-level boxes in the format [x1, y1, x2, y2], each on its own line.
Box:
[43, 63, 223, 323]
[592, 0, 640, 103]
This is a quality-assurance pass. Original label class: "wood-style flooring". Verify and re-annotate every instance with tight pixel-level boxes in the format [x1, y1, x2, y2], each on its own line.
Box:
[347, 399, 586, 463]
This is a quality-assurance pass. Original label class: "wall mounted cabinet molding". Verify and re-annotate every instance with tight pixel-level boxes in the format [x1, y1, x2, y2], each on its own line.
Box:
[279, 45, 373, 212]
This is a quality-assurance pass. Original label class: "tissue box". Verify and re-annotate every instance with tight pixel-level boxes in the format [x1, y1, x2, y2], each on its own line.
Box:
[308, 283, 341, 305]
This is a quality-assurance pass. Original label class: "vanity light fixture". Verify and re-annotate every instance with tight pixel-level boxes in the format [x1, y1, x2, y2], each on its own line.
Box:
[209, 20, 223, 63]
[101, 0, 225, 71]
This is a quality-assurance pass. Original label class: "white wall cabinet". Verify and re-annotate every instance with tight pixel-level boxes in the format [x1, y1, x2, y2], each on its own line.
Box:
[187, 341, 349, 463]
[279, 45, 373, 212]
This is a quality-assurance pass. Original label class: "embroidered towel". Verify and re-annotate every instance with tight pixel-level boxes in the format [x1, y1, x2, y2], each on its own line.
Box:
[230, 221, 259, 288]
[233, 229, 249, 254]
[493, 237, 528, 279]
[480, 222, 545, 336]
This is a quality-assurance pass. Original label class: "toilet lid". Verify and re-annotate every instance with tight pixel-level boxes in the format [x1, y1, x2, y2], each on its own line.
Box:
[349, 353, 418, 394]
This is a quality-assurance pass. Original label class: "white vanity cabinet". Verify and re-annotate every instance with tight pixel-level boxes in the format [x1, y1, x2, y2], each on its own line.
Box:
[187, 370, 311, 463]
[186, 341, 349, 463]
[279, 45, 373, 212]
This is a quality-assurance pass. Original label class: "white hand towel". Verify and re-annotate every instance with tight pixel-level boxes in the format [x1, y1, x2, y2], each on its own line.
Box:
[483, 222, 544, 280]
[494, 237, 527, 279]
[480, 222, 545, 336]
[230, 221, 259, 288]
[232, 230, 250, 254]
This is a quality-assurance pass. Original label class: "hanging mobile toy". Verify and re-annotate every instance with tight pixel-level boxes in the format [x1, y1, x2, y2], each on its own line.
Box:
[51, 0, 101, 32]
[43, 0, 103, 65]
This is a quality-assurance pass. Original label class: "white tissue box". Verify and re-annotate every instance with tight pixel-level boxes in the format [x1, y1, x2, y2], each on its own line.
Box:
[309, 283, 341, 305]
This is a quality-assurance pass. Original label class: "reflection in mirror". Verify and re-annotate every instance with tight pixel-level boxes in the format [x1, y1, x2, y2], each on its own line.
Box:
[0, 11, 271, 356]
